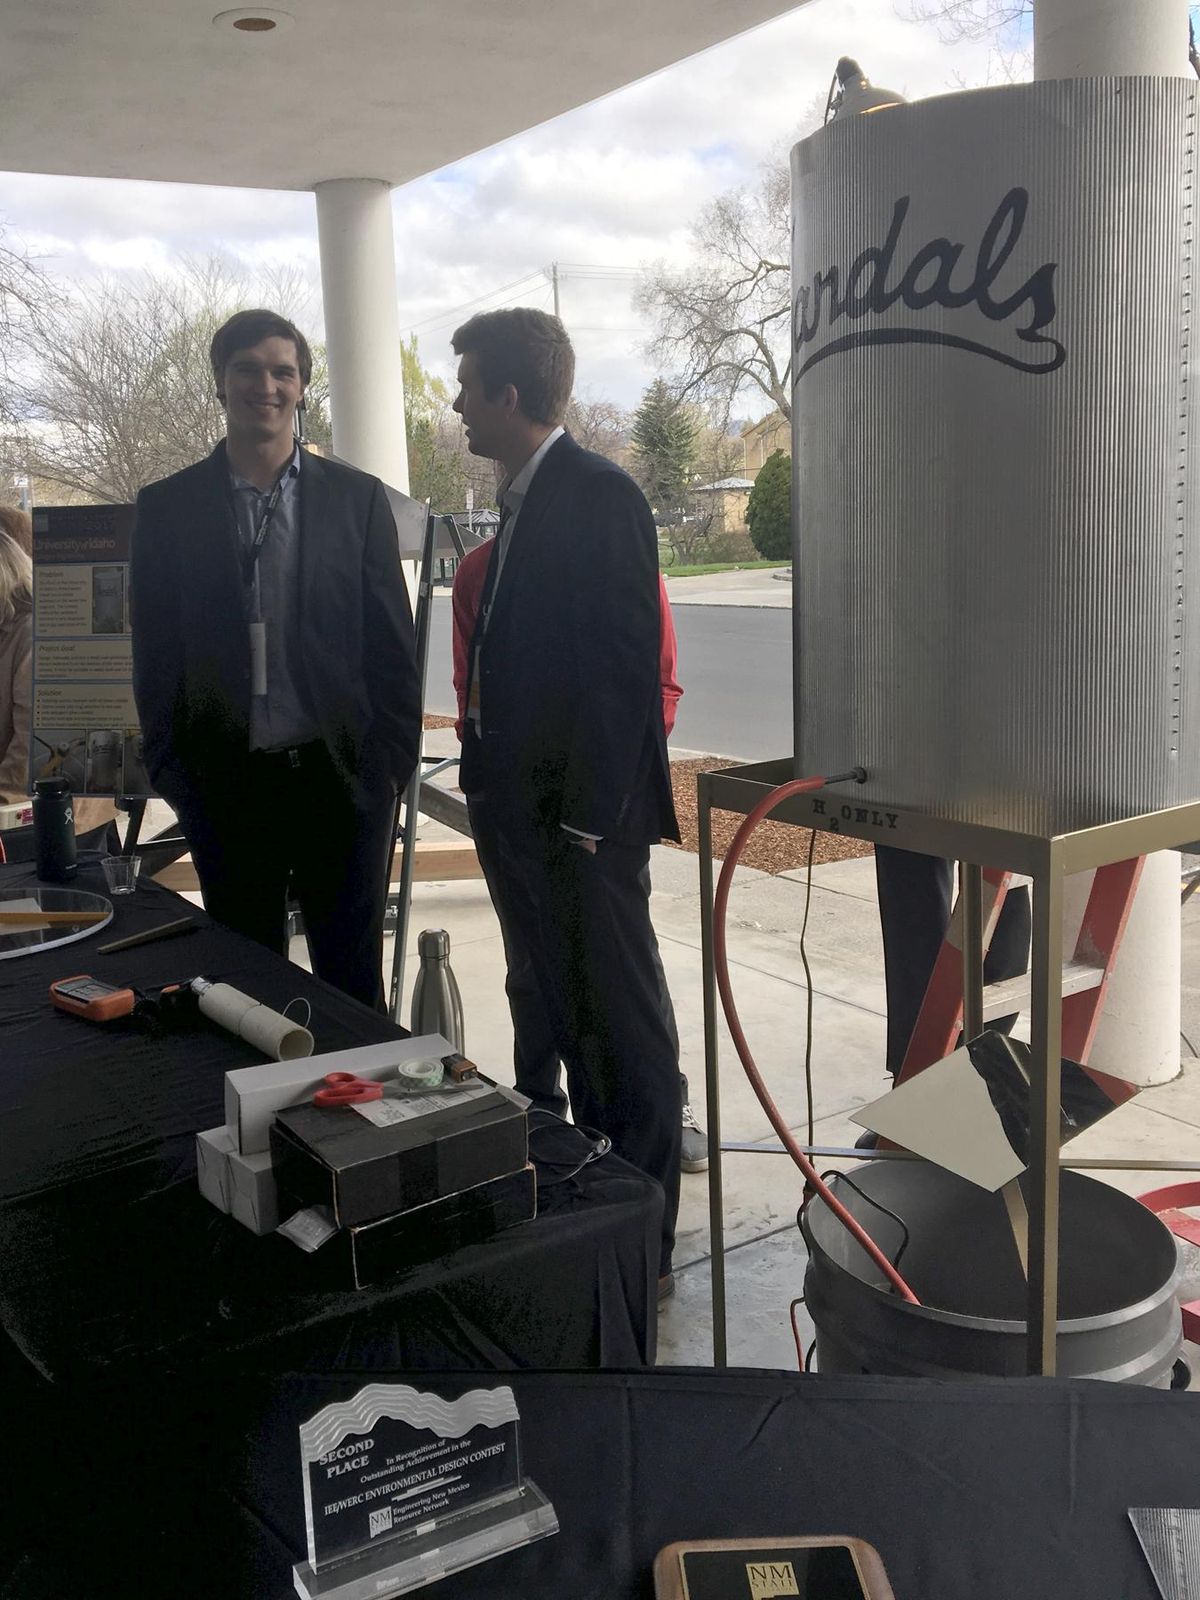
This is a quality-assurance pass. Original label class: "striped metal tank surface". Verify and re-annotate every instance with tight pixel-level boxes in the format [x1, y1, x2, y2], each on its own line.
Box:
[792, 78, 1200, 834]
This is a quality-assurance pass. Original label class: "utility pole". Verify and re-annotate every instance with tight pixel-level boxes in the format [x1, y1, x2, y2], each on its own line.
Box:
[547, 261, 560, 319]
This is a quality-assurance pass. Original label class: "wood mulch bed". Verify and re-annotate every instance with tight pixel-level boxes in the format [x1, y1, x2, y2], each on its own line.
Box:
[422, 717, 870, 876]
[665, 756, 871, 875]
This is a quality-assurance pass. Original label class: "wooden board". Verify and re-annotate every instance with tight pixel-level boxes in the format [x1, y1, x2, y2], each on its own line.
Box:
[153, 838, 483, 894]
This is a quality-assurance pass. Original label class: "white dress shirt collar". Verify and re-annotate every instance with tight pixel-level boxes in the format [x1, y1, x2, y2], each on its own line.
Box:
[499, 425, 564, 511]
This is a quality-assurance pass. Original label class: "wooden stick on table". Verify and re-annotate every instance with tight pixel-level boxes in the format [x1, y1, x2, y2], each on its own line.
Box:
[0, 911, 111, 925]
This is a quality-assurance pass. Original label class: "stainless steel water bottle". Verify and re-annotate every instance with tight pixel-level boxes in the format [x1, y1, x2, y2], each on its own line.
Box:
[33, 777, 77, 883]
[410, 928, 464, 1054]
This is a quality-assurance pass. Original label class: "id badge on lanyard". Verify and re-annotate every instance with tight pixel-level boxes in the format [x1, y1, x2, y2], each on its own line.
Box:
[249, 620, 268, 696]
[239, 476, 286, 699]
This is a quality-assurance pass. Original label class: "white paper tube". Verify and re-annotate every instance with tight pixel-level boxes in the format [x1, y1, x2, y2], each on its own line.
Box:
[195, 981, 314, 1061]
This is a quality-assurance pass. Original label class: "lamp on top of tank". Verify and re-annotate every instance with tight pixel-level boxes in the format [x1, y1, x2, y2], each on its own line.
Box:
[826, 57, 907, 121]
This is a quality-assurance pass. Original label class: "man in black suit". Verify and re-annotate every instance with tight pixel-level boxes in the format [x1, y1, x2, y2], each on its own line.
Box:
[451, 307, 682, 1294]
[131, 309, 420, 1009]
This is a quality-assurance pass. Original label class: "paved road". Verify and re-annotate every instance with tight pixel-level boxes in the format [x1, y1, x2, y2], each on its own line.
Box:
[425, 595, 792, 761]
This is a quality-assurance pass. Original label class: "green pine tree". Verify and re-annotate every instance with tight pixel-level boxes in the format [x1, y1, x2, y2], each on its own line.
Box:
[745, 448, 792, 561]
[630, 379, 697, 523]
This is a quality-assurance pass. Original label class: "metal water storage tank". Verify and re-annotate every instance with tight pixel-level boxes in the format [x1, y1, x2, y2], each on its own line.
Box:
[792, 79, 1200, 834]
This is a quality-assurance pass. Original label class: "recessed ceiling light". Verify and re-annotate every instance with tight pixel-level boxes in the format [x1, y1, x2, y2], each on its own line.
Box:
[212, 8, 295, 34]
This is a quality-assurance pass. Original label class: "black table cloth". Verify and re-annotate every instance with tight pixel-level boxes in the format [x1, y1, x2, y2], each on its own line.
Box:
[5, 1367, 1200, 1598]
[0, 860, 662, 1383]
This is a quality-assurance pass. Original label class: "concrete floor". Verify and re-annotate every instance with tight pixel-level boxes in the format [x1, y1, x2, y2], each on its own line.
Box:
[367, 756, 1200, 1376]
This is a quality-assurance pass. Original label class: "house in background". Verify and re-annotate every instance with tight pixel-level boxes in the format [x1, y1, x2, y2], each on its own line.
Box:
[691, 476, 754, 536]
[740, 411, 790, 478]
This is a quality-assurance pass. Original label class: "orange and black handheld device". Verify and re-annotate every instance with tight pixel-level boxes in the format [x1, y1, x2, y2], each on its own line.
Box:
[49, 974, 138, 1023]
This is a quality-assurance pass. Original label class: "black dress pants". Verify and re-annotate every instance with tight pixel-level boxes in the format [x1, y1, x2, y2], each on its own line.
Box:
[874, 845, 1032, 1079]
[469, 796, 681, 1276]
[468, 796, 569, 1116]
[170, 743, 397, 1011]
[469, 796, 685, 1114]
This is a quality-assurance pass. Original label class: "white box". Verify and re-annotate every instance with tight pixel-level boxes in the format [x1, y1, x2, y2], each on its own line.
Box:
[196, 1125, 235, 1214]
[228, 1145, 281, 1235]
[224, 1034, 454, 1156]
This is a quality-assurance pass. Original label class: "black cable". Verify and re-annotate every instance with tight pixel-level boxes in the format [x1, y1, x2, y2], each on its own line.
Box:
[799, 828, 818, 1145]
[817, 1170, 911, 1272]
[526, 1107, 612, 1189]
[805, 1338, 817, 1372]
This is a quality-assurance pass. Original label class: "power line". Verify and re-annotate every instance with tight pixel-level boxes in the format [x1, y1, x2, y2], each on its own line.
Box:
[400, 263, 639, 343]
[400, 269, 547, 335]
[556, 262, 642, 278]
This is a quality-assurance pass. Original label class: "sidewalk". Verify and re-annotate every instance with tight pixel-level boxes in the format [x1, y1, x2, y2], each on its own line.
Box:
[381, 734, 1200, 1373]
[662, 566, 791, 607]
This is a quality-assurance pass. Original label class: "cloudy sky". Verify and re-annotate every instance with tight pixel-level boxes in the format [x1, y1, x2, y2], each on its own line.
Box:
[0, 0, 1008, 412]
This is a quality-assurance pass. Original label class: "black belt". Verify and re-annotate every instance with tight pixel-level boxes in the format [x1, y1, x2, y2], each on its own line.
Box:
[253, 740, 322, 769]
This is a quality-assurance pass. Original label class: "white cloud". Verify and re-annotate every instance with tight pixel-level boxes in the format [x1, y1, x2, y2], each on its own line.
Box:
[0, 0, 1008, 409]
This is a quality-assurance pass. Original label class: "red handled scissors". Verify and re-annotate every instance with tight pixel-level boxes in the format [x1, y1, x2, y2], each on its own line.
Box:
[312, 1072, 407, 1108]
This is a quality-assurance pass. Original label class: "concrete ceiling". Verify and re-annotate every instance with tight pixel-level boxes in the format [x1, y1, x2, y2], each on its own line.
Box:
[0, 0, 813, 191]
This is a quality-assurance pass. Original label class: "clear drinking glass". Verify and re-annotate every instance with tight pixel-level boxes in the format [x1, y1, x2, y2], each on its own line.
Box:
[100, 855, 141, 895]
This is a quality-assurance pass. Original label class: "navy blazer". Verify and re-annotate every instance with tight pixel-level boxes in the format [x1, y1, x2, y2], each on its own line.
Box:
[461, 432, 679, 847]
[130, 443, 420, 805]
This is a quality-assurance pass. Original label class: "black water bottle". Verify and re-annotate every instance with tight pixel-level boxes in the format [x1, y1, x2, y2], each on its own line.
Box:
[33, 777, 78, 883]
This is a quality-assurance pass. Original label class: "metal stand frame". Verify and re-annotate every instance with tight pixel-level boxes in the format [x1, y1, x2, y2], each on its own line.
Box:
[388, 510, 470, 1020]
[699, 756, 1200, 1377]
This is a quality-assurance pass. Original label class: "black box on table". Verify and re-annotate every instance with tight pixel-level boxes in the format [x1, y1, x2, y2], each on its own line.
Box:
[269, 1080, 528, 1229]
[304, 1165, 538, 1288]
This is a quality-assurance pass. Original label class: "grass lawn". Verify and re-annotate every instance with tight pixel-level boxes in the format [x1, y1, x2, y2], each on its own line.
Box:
[659, 558, 788, 579]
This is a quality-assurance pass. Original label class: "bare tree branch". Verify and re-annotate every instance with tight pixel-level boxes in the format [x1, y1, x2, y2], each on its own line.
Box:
[903, 0, 1029, 41]
[636, 160, 793, 422]
[899, 0, 1032, 80]
[5, 258, 333, 504]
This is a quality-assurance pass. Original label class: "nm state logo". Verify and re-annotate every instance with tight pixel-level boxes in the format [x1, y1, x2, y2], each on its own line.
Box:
[793, 187, 1066, 379]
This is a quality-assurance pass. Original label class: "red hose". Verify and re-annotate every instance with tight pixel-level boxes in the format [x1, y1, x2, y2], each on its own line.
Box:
[713, 773, 921, 1304]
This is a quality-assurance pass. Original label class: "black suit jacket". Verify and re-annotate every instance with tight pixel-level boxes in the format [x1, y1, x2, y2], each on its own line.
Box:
[130, 443, 420, 805]
[461, 433, 679, 847]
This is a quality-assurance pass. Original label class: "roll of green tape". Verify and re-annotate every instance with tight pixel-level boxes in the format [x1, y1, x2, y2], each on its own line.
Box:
[396, 1058, 444, 1091]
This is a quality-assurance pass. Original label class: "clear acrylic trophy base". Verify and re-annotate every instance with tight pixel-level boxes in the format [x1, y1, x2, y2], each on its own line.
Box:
[292, 1480, 558, 1600]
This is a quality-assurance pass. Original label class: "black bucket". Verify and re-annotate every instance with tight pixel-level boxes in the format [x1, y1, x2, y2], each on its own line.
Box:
[801, 1163, 1183, 1386]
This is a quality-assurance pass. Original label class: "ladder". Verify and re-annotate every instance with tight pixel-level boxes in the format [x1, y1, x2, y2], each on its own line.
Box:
[895, 857, 1145, 1104]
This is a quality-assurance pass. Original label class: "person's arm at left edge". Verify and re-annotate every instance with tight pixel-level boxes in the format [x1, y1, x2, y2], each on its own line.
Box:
[361, 478, 420, 789]
[450, 543, 489, 742]
[0, 612, 31, 801]
[658, 575, 682, 739]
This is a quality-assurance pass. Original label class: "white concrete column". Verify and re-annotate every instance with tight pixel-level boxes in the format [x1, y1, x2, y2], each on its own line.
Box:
[314, 178, 409, 492]
[1035, 0, 1189, 79]
[1037, 0, 1187, 1086]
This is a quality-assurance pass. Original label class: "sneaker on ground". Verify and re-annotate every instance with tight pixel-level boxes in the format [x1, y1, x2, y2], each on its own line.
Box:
[657, 1272, 676, 1308]
[679, 1074, 708, 1173]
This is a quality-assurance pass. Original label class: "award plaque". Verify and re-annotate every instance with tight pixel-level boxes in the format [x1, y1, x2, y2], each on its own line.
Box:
[293, 1383, 557, 1599]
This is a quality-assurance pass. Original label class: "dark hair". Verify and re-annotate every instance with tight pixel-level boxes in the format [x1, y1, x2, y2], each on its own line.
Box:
[451, 308, 575, 426]
[210, 309, 313, 390]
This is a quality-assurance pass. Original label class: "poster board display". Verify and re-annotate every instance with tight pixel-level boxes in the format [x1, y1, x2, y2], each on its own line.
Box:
[30, 504, 150, 798]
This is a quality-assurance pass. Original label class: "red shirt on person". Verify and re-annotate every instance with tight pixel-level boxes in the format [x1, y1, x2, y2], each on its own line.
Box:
[451, 539, 682, 741]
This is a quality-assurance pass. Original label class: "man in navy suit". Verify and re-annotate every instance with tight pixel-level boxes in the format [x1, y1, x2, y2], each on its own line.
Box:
[131, 309, 420, 1009]
[452, 307, 682, 1294]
